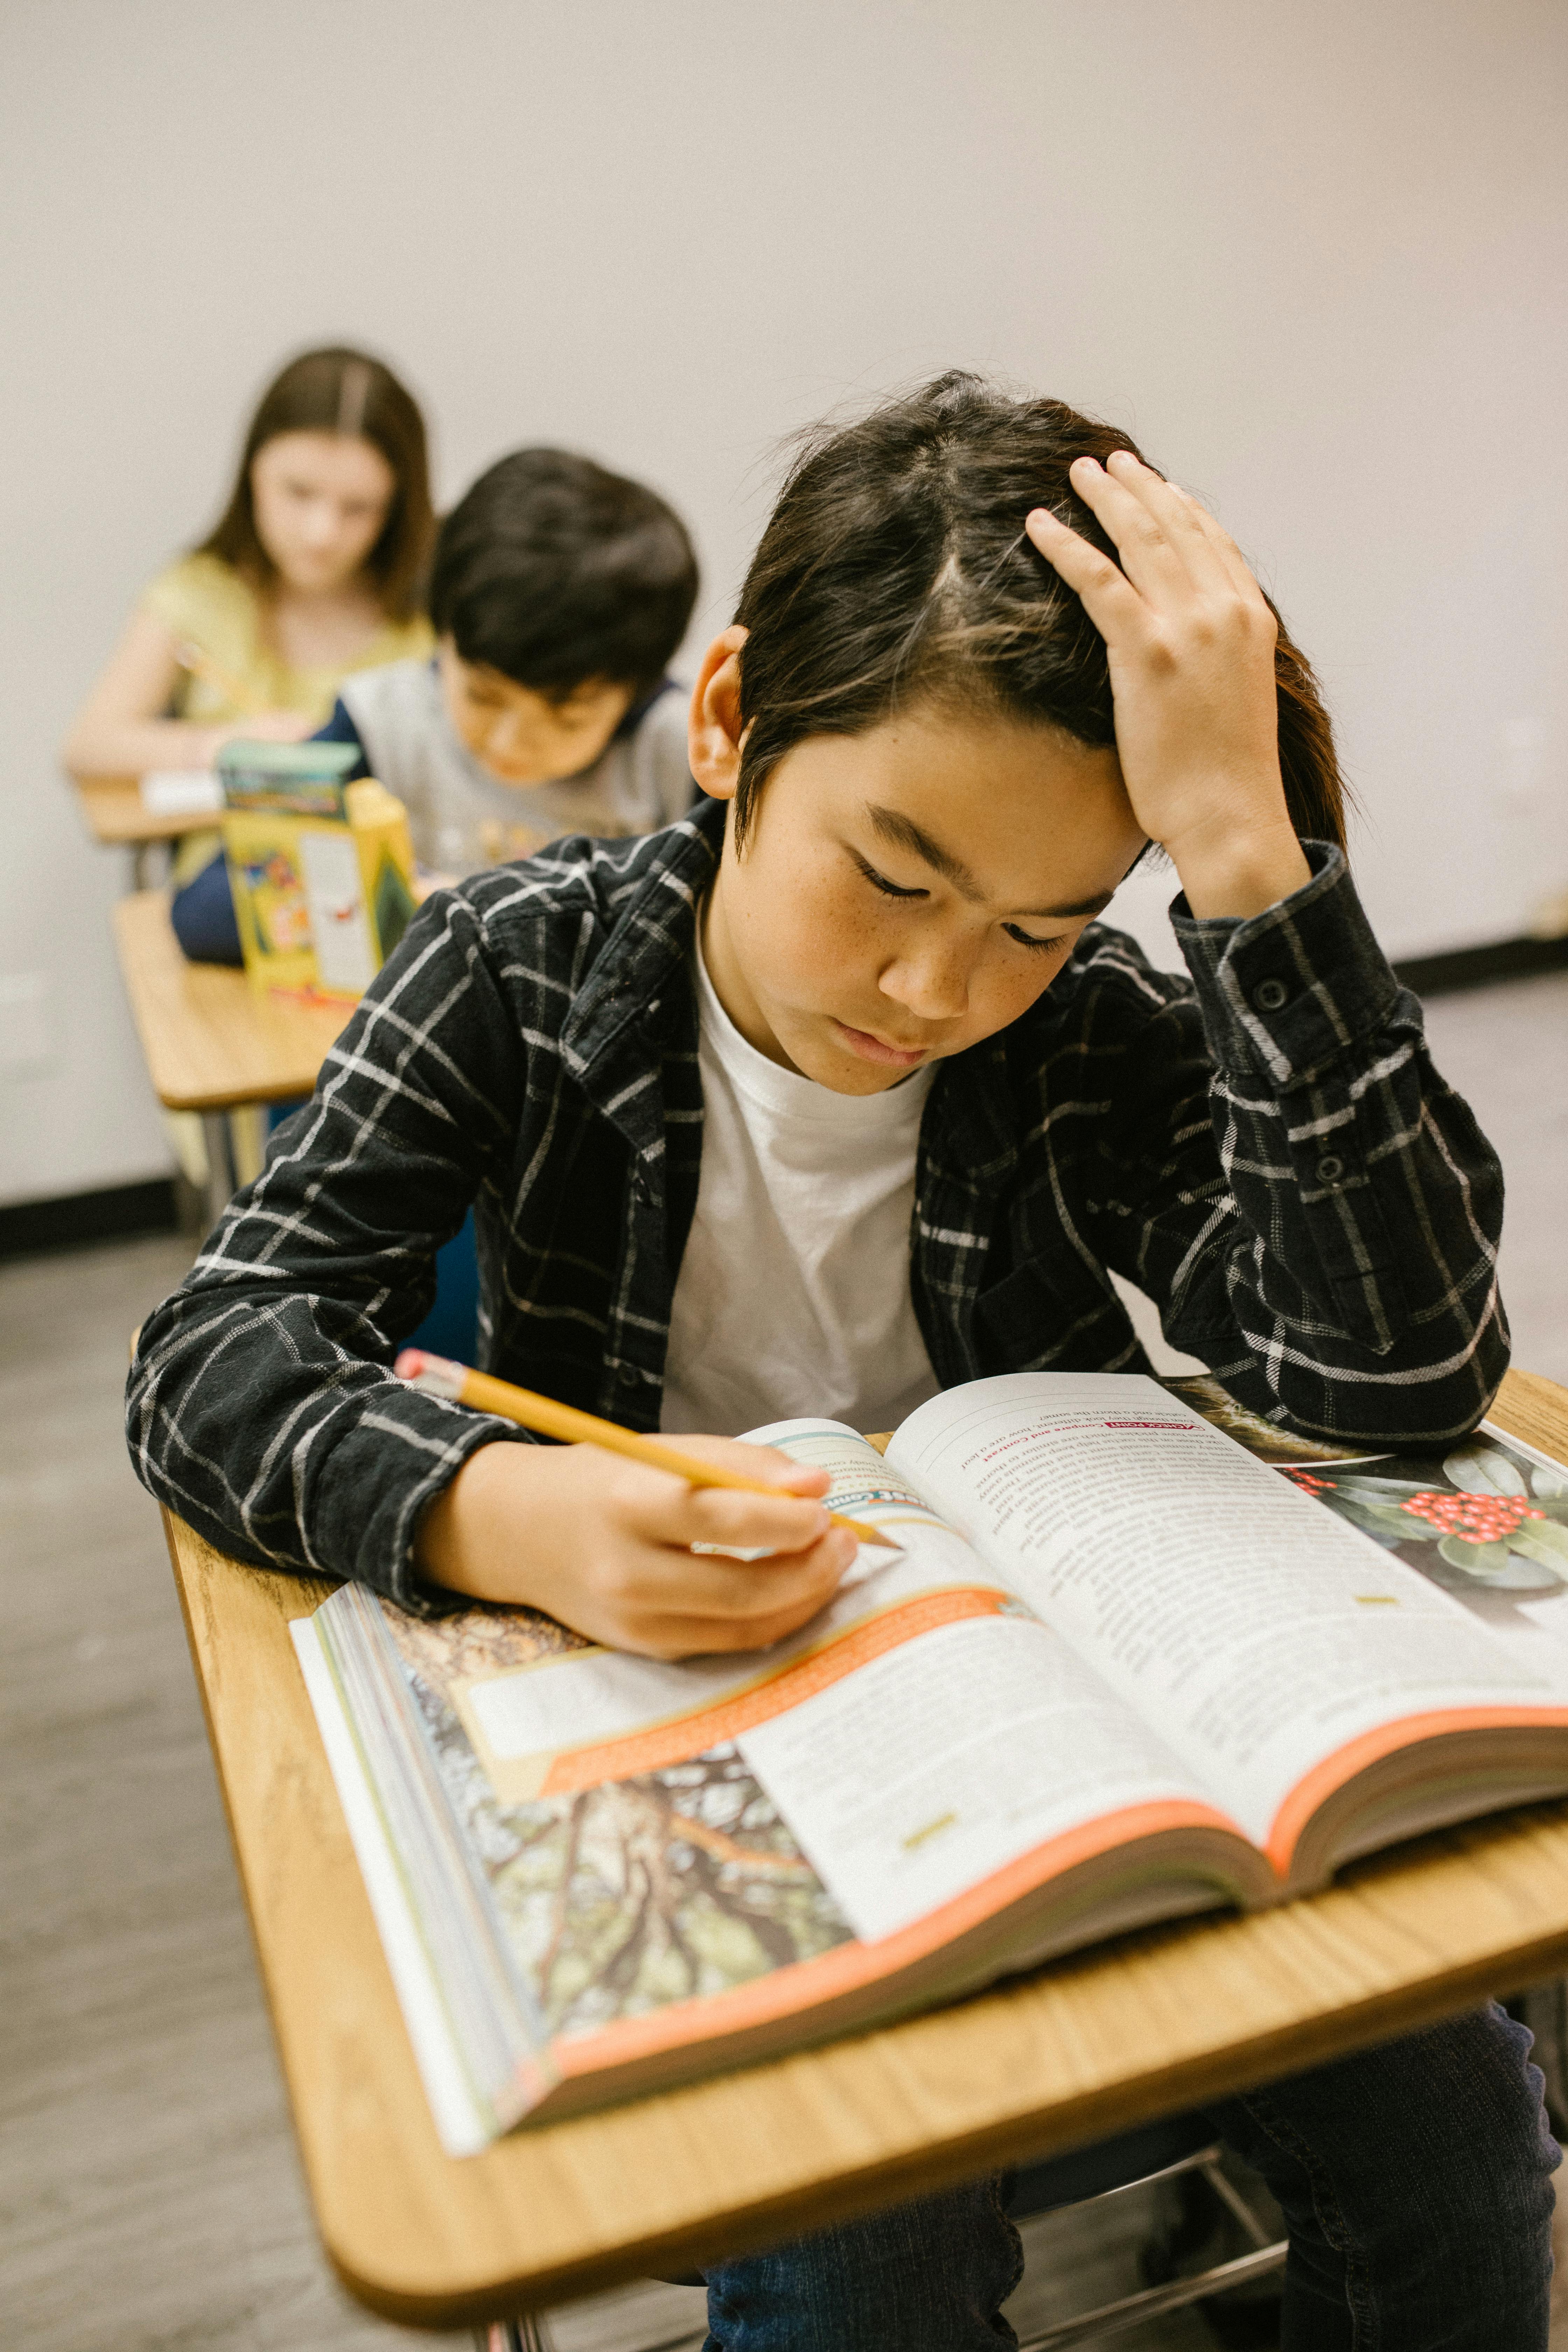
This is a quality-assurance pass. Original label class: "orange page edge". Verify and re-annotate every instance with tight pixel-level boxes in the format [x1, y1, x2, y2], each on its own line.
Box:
[539, 1793, 1244, 2090]
[1266, 1704, 1568, 1877]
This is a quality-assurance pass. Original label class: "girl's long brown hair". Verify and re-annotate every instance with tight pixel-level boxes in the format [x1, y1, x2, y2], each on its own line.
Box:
[197, 345, 434, 622]
[733, 372, 1349, 854]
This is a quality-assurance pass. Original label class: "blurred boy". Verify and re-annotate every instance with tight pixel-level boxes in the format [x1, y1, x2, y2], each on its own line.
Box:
[171, 447, 699, 958]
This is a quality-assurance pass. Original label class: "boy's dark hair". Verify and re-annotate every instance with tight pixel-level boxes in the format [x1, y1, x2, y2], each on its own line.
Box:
[199, 345, 434, 623]
[732, 371, 1348, 851]
[429, 449, 699, 701]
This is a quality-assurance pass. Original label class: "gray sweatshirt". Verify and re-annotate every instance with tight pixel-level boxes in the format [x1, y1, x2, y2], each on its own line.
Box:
[338, 659, 698, 874]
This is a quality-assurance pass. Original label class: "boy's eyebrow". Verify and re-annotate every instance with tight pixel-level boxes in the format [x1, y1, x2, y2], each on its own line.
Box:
[867, 805, 981, 893]
[863, 804, 1117, 919]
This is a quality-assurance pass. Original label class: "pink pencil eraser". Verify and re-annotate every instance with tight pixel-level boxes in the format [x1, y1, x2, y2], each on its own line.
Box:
[395, 1348, 467, 1402]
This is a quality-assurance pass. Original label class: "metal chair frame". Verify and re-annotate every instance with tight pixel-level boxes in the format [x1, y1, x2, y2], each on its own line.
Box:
[477, 2139, 1287, 2352]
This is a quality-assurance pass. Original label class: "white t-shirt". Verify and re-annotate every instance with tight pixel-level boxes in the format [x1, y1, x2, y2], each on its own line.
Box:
[661, 935, 940, 1438]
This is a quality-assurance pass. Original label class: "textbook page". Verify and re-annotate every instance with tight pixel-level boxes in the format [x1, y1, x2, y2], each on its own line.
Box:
[889, 1375, 1564, 1871]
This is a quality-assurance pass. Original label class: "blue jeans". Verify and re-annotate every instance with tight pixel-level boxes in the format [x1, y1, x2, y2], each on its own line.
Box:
[700, 2004, 1559, 2349]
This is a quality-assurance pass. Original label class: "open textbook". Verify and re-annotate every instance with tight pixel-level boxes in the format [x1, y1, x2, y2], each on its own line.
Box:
[292, 1372, 1568, 2152]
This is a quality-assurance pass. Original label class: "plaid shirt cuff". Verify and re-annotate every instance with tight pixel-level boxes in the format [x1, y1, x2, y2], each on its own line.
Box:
[1169, 843, 1404, 1089]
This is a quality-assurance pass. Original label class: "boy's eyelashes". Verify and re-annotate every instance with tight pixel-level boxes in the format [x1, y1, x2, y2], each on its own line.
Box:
[850, 849, 1069, 955]
[852, 850, 926, 902]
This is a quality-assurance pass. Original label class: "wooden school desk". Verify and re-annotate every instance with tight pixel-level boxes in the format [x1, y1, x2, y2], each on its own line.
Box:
[163, 1368, 1568, 2331]
[112, 888, 348, 1226]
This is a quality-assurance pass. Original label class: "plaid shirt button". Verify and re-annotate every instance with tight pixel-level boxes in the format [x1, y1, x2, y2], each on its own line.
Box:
[1253, 977, 1289, 1012]
[1317, 1153, 1345, 1185]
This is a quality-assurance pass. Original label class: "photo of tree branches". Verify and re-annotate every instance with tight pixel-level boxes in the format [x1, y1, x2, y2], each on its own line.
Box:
[376, 1600, 855, 2038]
[489, 1743, 856, 2038]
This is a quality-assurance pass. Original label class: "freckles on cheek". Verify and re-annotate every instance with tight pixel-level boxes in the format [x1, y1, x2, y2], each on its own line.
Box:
[981, 963, 1062, 1040]
[741, 853, 860, 982]
[795, 893, 877, 989]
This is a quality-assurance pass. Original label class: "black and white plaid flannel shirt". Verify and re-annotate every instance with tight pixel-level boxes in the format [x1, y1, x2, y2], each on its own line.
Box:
[126, 799, 1508, 1613]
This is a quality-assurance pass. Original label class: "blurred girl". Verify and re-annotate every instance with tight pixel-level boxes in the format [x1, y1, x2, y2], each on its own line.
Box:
[66, 345, 436, 1190]
[63, 344, 435, 783]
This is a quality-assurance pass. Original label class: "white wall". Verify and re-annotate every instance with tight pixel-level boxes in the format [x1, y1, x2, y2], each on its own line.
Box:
[2, 0, 1563, 1204]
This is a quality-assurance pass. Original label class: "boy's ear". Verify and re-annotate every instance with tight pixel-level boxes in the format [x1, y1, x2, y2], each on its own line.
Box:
[688, 626, 748, 800]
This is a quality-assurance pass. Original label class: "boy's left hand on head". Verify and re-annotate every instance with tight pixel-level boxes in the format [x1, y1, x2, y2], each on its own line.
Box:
[1025, 453, 1311, 920]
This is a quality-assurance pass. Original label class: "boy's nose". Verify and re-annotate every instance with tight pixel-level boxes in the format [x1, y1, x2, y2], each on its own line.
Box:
[880, 946, 970, 1024]
[491, 708, 530, 756]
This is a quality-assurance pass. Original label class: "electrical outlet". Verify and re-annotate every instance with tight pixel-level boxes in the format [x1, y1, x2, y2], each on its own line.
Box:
[0, 972, 56, 1076]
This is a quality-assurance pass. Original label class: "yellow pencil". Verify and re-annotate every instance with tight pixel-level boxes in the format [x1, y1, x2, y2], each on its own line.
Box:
[176, 637, 267, 717]
[394, 1348, 899, 1548]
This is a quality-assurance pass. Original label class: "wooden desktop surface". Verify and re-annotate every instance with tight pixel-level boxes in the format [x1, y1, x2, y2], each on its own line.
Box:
[76, 774, 195, 846]
[163, 1368, 1568, 2329]
[112, 887, 354, 1111]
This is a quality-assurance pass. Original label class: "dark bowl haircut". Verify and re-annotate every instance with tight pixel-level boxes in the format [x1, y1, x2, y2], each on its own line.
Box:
[429, 449, 699, 702]
[731, 371, 1349, 854]
[198, 346, 435, 623]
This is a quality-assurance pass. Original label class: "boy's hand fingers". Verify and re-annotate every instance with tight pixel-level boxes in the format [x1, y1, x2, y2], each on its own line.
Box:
[663, 1433, 833, 1496]
[1079, 453, 1272, 620]
[639, 1474, 837, 1555]
[1068, 450, 1201, 603]
[1024, 503, 1145, 648]
[611, 1434, 835, 1552]
[665, 1531, 854, 1624]
[618, 1530, 858, 1657]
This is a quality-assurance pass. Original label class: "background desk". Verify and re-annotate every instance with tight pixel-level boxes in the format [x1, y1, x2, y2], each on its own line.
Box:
[164, 1368, 1568, 2330]
[112, 888, 348, 1223]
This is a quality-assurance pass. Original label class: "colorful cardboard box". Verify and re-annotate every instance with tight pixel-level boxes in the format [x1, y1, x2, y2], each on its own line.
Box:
[217, 741, 418, 1002]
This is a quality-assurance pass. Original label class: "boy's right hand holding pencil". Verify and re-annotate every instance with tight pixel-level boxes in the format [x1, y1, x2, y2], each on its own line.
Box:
[407, 1354, 859, 1657]
[416, 1433, 854, 1657]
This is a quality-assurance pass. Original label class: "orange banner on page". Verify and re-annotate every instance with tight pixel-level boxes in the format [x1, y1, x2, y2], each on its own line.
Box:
[539, 1587, 1013, 1796]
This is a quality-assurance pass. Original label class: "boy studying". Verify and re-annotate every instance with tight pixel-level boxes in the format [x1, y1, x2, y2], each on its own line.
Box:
[168, 447, 700, 960]
[128, 375, 1557, 2347]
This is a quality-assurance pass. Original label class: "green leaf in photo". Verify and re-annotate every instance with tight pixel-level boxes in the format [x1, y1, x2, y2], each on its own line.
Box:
[1442, 1444, 1530, 1497]
[1510, 1522, 1568, 1566]
[1437, 1535, 1514, 1573]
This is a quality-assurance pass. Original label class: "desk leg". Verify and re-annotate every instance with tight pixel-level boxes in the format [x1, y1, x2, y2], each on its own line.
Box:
[200, 1110, 236, 1233]
[476, 2322, 552, 2351]
[130, 840, 171, 891]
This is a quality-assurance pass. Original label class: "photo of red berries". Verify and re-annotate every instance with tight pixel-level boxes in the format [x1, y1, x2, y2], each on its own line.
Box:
[1282, 1434, 1568, 1596]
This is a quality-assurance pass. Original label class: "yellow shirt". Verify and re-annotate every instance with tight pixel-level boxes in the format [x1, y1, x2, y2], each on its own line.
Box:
[141, 551, 434, 728]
